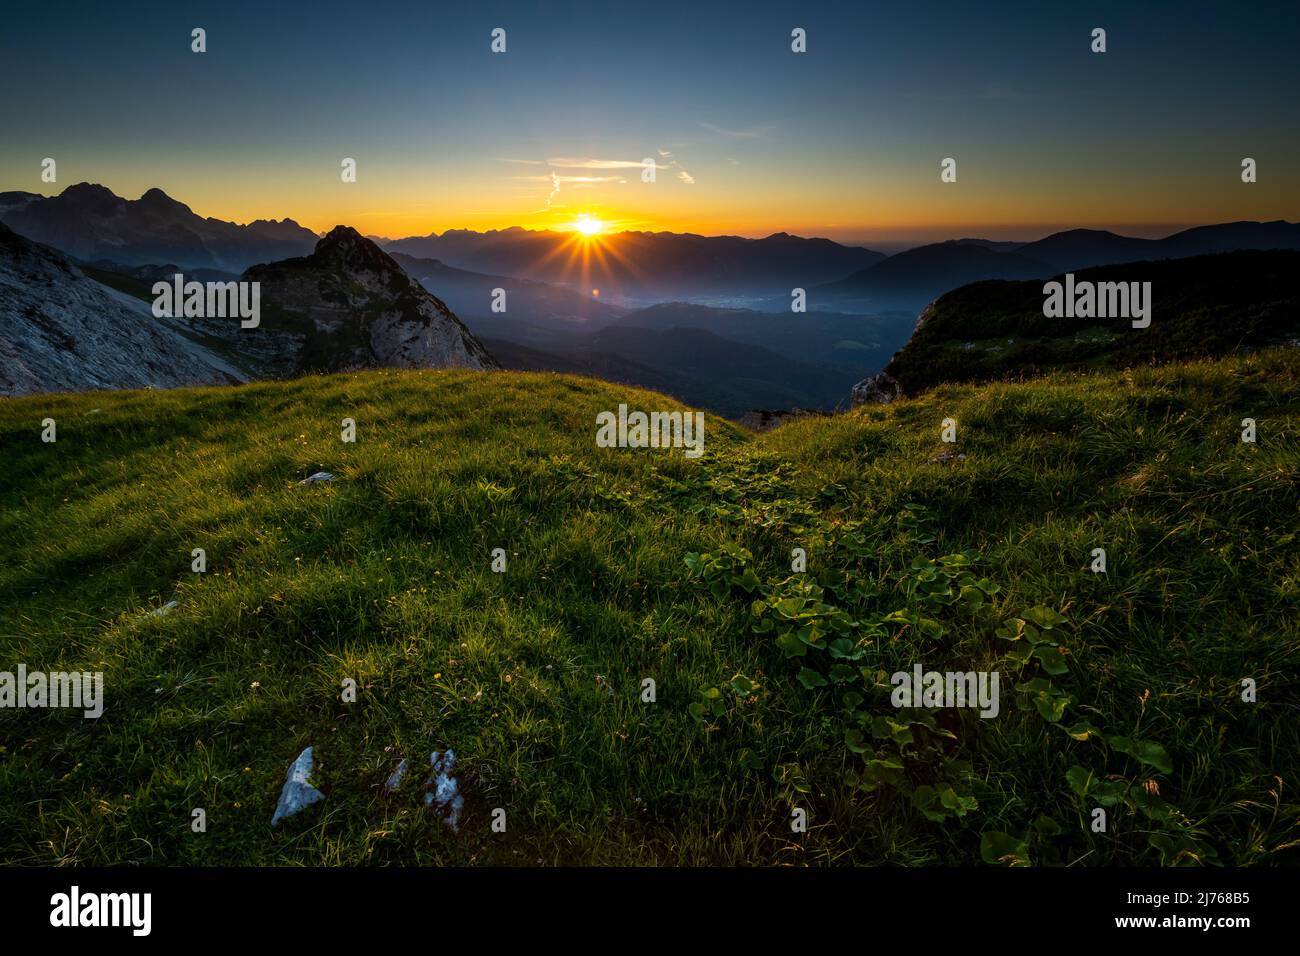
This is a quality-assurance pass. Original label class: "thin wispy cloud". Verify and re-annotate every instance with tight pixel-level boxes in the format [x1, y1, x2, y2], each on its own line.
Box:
[696, 121, 773, 139]
[511, 174, 622, 184]
[677, 170, 696, 185]
[547, 157, 655, 169]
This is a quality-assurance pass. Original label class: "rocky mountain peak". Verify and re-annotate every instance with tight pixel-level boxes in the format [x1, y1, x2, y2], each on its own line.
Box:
[311, 225, 399, 275]
[57, 182, 121, 212]
[240, 224, 497, 374]
[137, 187, 192, 215]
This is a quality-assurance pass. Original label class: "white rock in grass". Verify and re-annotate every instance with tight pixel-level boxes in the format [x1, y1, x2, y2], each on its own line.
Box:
[143, 600, 178, 619]
[271, 746, 325, 826]
[298, 472, 335, 485]
[423, 750, 464, 832]
[384, 758, 409, 793]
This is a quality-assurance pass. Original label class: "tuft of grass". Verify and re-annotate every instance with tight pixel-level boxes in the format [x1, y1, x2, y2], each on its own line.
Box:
[0, 352, 1296, 866]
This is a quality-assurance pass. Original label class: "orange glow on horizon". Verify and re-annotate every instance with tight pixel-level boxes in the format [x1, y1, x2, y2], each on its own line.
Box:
[47, 174, 1292, 248]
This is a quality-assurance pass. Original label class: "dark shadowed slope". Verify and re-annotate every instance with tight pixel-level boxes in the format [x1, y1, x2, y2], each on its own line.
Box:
[880, 250, 1300, 394]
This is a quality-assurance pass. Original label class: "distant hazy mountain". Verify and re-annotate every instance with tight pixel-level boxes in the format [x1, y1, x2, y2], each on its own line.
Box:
[480, 323, 862, 417]
[813, 242, 1050, 311]
[814, 221, 1300, 313]
[880, 249, 1300, 395]
[1017, 221, 1300, 271]
[1014, 229, 1158, 270]
[0, 191, 41, 218]
[383, 228, 884, 301]
[230, 226, 496, 375]
[390, 252, 624, 329]
[0, 223, 248, 396]
[609, 301, 915, 370]
[945, 238, 1027, 252]
[1157, 220, 1300, 259]
[0, 183, 319, 273]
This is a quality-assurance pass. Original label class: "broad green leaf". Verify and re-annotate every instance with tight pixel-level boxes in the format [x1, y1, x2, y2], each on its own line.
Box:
[829, 637, 864, 660]
[775, 632, 807, 658]
[796, 624, 826, 647]
[1108, 736, 1173, 774]
[912, 785, 947, 822]
[829, 663, 857, 683]
[1132, 788, 1173, 822]
[844, 728, 871, 754]
[1093, 779, 1129, 807]
[1062, 719, 1104, 741]
[1005, 643, 1033, 666]
[1021, 606, 1067, 628]
[1033, 645, 1069, 675]
[1066, 765, 1094, 796]
[871, 715, 914, 747]
[939, 787, 978, 816]
[1033, 692, 1069, 722]
[796, 667, 828, 690]
[980, 831, 1031, 866]
[729, 674, 754, 695]
[861, 757, 906, 788]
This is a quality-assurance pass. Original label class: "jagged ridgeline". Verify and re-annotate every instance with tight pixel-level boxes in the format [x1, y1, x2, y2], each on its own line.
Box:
[883, 250, 1300, 395]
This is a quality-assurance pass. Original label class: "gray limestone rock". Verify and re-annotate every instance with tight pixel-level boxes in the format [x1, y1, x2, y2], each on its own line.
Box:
[271, 746, 325, 826]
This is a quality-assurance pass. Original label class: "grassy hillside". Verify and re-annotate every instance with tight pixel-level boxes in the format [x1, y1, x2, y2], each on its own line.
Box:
[1, 352, 1297, 865]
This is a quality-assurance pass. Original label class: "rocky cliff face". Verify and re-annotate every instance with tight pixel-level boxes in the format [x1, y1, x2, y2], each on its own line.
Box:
[0, 221, 497, 396]
[0, 224, 249, 396]
[238, 226, 497, 374]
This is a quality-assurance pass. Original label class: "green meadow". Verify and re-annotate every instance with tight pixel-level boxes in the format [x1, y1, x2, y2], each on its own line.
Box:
[1, 350, 1297, 865]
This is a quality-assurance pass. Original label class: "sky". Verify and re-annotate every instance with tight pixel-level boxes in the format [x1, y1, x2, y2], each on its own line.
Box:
[1, 0, 1297, 247]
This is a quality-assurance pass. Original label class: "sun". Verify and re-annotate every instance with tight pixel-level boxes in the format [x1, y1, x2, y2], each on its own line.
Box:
[574, 215, 604, 236]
